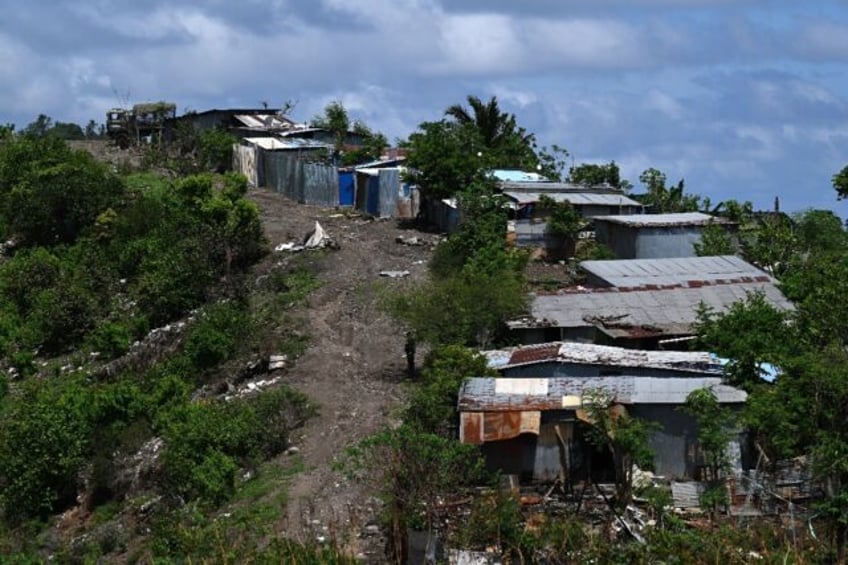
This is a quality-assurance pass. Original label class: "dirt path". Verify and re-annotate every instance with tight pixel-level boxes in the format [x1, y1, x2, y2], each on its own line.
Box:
[249, 190, 434, 558]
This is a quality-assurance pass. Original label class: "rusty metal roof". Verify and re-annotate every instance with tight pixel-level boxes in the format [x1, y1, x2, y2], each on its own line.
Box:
[484, 342, 724, 374]
[458, 376, 746, 411]
[580, 255, 775, 288]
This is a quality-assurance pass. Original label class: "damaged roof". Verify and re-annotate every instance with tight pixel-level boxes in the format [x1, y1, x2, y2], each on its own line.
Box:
[234, 113, 298, 130]
[503, 190, 642, 207]
[580, 255, 775, 288]
[483, 342, 724, 374]
[593, 212, 726, 228]
[243, 137, 332, 150]
[458, 376, 747, 411]
[515, 280, 792, 334]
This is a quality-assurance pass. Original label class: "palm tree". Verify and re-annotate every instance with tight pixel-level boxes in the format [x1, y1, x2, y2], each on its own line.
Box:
[444, 95, 533, 151]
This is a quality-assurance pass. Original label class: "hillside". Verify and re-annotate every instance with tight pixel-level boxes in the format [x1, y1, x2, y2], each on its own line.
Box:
[247, 189, 435, 554]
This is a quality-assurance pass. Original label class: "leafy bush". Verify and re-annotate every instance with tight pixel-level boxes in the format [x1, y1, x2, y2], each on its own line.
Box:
[158, 401, 259, 504]
[86, 321, 132, 359]
[182, 301, 252, 371]
[250, 386, 315, 458]
[197, 127, 237, 173]
[0, 136, 123, 246]
[158, 385, 313, 506]
[0, 379, 94, 523]
[405, 345, 496, 436]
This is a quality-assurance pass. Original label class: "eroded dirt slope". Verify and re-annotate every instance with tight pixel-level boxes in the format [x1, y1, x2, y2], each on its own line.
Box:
[249, 190, 435, 557]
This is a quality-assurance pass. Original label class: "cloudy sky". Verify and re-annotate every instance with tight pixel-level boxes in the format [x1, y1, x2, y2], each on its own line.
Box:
[2, 0, 848, 214]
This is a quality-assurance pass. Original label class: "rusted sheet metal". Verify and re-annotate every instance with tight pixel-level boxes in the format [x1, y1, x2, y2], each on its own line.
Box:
[459, 376, 745, 412]
[506, 343, 562, 367]
[485, 341, 724, 374]
[460, 411, 540, 445]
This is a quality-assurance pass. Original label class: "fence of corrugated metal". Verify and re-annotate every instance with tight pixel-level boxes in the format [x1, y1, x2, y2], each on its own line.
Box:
[263, 152, 338, 207]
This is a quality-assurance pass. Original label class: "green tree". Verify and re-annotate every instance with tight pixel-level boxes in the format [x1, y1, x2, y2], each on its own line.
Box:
[341, 122, 388, 166]
[84, 119, 102, 139]
[539, 194, 584, 258]
[20, 114, 84, 140]
[694, 221, 735, 256]
[341, 425, 488, 562]
[0, 136, 124, 245]
[741, 217, 795, 277]
[637, 168, 701, 213]
[388, 265, 527, 349]
[568, 161, 631, 191]
[582, 390, 656, 507]
[833, 164, 848, 200]
[695, 291, 791, 388]
[197, 126, 238, 173]
[406, 95, 549, 201]
[404, 345, 497, 437]
[389, 181, 528, 349]
[683, 388, 737, 517]
[405, 120, 491, 200]
[539, 194, 583, 239]
[444, 95, 536, 166]
[311, 100, 350, 158]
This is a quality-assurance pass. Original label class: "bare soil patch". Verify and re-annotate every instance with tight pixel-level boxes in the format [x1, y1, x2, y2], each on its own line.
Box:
[248, 189, 436, 558]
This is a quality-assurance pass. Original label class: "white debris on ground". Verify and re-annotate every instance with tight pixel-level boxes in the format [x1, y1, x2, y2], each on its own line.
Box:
[275, 221, 335, 252]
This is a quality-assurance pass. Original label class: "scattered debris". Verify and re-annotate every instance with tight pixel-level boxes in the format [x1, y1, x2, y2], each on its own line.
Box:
[304, 221, 332, 248]
[268, 354, 288, 371]
[379, 270, 410, 278]
[275, 242, 303, 253]
[275, 221, 337, 252]
[396, 235, 425, 246]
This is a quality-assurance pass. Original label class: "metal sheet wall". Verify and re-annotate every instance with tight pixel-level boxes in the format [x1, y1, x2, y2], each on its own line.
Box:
[263, 152, 338, 206]
[232, 145, 259, 187]
[378, 168, 399, 218]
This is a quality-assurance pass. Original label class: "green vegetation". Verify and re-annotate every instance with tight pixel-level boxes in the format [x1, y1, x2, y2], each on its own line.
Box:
[695, 209, 848, 561]
[568, 160, 632, 191]
[311, 100, 389, 165]
[637, 167, 703, 213]
[583, 390, 657, 507]
[694, 220, 736, 256]
[0, 132, 329, 560]
[683, 388, 737, 516]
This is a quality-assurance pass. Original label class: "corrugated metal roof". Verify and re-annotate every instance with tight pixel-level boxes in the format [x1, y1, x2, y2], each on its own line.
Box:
[503, 191, 642, 207]
[593, 212, 724, 227]
[580, 255, 774, 288]
[243, 137, 331, 151]
[353, 157, 407, 169]
[525, 281, 792, 333]
[458, 376, 746, 411]
[234, 114, 297, 129]
[484, 342, 724, 374]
